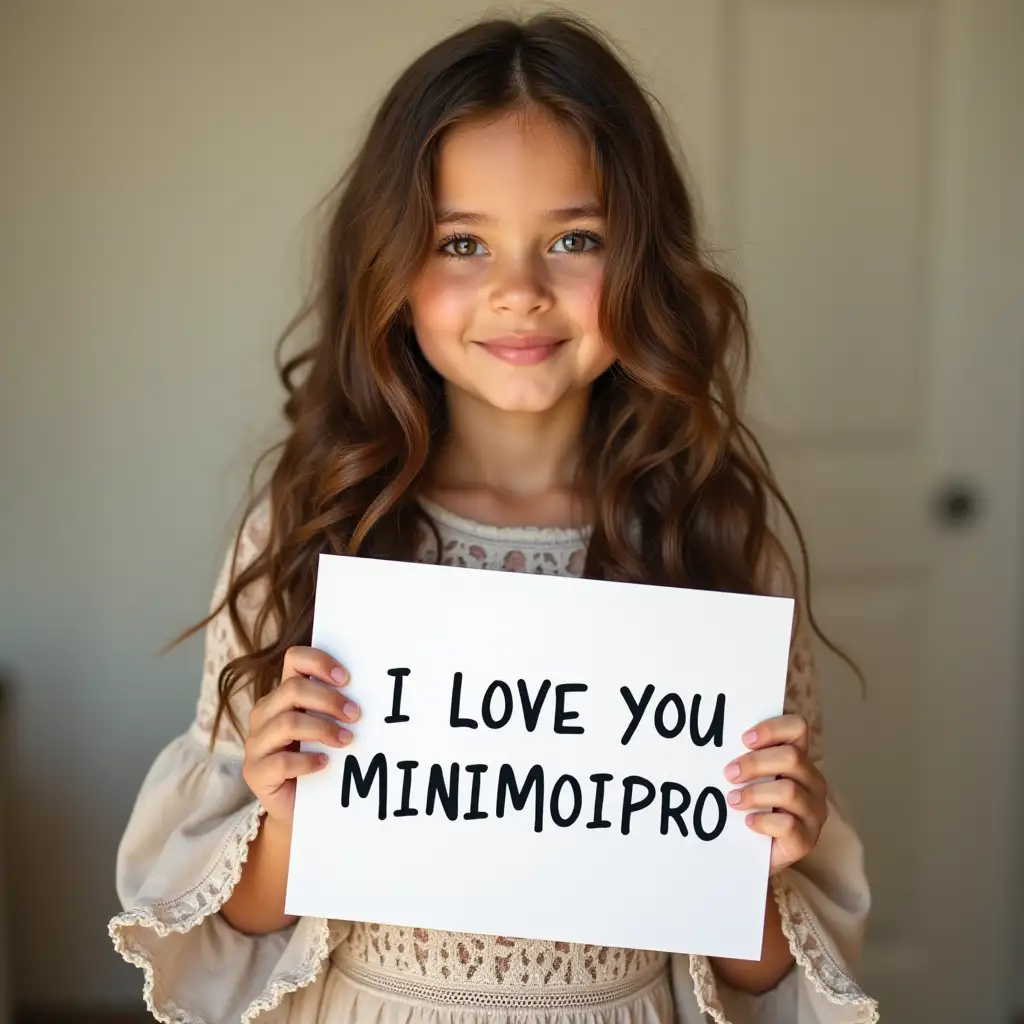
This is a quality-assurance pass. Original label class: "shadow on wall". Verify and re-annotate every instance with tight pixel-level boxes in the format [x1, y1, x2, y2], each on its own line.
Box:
[1, 664, 152, 1023]
[1, 672, 11, 1021]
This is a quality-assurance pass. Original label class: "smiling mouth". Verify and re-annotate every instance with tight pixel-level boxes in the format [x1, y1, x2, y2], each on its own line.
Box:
[475, 336, 568, 366]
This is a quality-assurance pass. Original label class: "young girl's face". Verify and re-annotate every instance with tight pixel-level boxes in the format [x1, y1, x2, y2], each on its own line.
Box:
[408, 106, 614, 415]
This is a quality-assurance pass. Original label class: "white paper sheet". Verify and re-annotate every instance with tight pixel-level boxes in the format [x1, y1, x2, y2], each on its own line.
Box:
[286, 554, 793, 960]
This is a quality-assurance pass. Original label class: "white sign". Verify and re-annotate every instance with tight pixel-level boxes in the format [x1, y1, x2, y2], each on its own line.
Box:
[286, 554, 793, 960]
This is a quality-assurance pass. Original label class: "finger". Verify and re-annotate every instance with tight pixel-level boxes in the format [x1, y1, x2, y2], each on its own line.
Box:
[251, 749, 330, 790]
[741, 714, 808, 753]
[725, 744, 814, 785]
[727, 778, 818, 826]
[745, 810, 812, 846]
[254, 675, 360, 729]
[282, 646, 349, 687]
[251, 708, 353, 759]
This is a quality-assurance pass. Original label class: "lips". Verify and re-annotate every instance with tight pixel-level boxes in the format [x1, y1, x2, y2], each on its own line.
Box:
[475, 335, 567, 366]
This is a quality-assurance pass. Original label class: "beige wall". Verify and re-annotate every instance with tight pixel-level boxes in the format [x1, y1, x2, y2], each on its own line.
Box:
[0, 0, 722, 1007]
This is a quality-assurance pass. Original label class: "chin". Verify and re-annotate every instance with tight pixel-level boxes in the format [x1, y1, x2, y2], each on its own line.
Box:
[464, 378, 574, 414]
[483, 390, 568, 414]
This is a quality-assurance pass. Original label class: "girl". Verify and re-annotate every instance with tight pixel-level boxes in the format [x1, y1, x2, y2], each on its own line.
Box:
[110, 13, 876, 1024]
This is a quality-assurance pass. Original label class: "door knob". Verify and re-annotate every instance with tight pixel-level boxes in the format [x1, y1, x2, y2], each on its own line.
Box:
[933, 481, 981, 528]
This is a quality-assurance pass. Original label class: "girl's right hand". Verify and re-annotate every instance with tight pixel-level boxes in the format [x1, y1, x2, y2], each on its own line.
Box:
[242, 646, 359, 829]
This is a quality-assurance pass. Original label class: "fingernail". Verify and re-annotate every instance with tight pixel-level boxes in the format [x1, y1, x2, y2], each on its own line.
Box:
[342, 701, 359, 721]
[728, 789, 742, 806]
[743, 730, 758, 746]
[331, 667, 349, 685]
[338, 727, 353, 744]
[725, 762, 741, 780]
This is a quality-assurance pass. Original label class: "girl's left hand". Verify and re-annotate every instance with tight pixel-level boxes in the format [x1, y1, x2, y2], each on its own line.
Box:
[724, 714, 828, 874]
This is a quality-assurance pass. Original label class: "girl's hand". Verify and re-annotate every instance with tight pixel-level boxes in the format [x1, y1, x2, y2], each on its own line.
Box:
[242, 646, 359, 828]
[723, 714, 828, 874]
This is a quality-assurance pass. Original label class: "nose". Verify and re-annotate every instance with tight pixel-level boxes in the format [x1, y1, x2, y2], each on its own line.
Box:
[488, 253, 554, 317]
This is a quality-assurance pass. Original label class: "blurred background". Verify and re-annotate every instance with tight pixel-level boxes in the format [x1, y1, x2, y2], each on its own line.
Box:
[1, 1, 1021, 1022]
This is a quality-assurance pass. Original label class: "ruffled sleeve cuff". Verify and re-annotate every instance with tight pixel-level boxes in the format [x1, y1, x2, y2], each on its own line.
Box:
[108, 728, 341, 1023]
[671, 794, 878, 1024]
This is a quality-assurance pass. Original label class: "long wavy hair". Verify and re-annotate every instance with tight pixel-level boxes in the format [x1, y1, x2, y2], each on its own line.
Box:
[178, 11, 857, 744]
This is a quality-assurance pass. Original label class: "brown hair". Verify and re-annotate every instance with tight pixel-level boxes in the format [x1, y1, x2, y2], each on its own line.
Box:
[178, 11, 857, 744]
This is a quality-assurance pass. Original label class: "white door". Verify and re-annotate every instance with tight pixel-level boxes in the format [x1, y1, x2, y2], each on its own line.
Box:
[655, 2, 1022, 1021]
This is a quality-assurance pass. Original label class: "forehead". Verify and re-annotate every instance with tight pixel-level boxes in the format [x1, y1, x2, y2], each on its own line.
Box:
[433, 108, 599, 216]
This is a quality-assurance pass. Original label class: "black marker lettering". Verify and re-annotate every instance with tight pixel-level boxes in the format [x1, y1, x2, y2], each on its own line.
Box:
[340, 752, 388, 821]
[587, 773, 613, 829]
[620, 775, 656, 835]
[693, 786, 727, 840]
[384, 667, 411, 723]
[550, 774, 583, 827]
[554, 683, 587, 734]
[619, 684, 655, 745]
[393, 759, 419, 816]
[496, 763, 545, 833]
[659, 781, 691, 836]
[481, 680, 513, 729]
[449, 672, 478, 729]
[690, 693, 726, 747]
[463, 763, 489, 820]
[518, 678, 551, 732]
[654, 692, 686, 738]
[425, 763, 460, 821]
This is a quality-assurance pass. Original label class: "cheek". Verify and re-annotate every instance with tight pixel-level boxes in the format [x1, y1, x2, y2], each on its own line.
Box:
[409, 265, 479, 343]
[554, 262, 609, 366]
[554, 263, 603, 332]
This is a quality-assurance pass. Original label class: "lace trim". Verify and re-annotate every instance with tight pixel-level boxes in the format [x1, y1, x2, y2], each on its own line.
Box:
[337, 922, 666, 991]
[686, 877, 878, 1024]
[771, 874, 879, 1022]
[688, 953, 728, 1024]
[240, 916, 332, 1024]
[334, 956, 668, 1010]
[108, 802, 332, 1023]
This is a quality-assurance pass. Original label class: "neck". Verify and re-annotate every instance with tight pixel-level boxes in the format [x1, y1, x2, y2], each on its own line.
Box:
[432, 385, 590, 498]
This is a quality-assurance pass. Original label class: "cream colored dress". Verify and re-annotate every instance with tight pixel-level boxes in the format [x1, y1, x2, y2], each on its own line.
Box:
[109, 497, 878, 1024]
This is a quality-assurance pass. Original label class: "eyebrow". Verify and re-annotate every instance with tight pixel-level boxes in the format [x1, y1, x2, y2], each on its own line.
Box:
[434, 202, 605, 226]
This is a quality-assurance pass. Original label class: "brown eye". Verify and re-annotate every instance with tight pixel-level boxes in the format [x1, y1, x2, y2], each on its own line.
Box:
[439, 235, 484, 258]
[551, 231, 601, 255]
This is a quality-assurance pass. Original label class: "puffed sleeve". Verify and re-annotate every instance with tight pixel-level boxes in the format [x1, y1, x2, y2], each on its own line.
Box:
[108, 498, 350, 1023]
[670, 561, 879, 1023]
